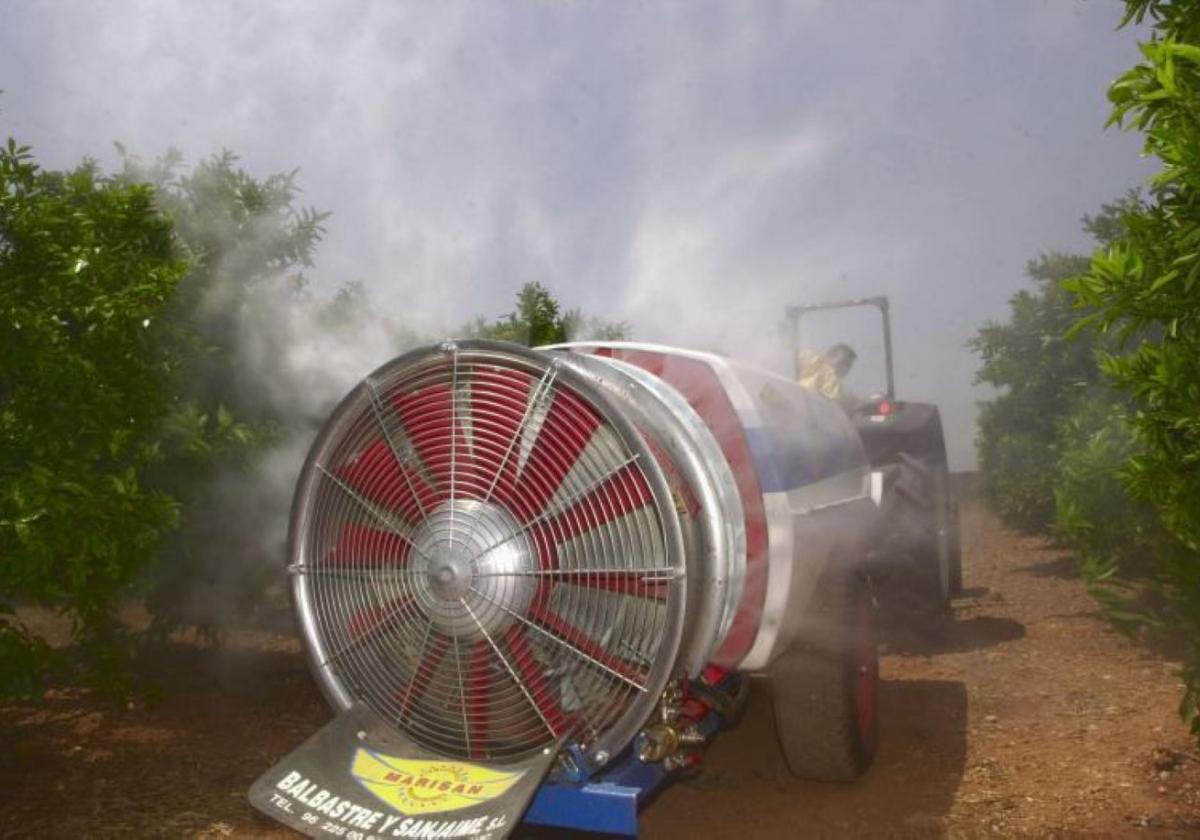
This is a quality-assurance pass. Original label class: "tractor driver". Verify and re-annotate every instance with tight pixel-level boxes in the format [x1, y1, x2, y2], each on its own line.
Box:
[795, 342, 858, 408]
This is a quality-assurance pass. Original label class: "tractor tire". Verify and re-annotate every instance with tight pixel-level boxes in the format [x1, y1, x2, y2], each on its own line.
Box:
[858, 403, 962, 605]
[946, 493, 963, 596]
[929, 463, 963, 599]
[770, 569, 878, 782]
[887, 454, 952, 612]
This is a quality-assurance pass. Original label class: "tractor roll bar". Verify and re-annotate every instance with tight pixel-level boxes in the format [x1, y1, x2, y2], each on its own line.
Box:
[784, 295, 894, 401]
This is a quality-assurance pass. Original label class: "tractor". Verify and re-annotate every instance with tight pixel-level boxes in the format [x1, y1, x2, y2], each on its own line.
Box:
[785, 295, 963, 613]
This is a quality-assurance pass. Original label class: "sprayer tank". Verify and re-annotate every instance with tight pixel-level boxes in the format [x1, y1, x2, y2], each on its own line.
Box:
[550, 342, 875, 672]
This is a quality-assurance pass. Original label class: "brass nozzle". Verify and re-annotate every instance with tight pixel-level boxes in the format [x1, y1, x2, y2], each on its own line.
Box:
[638, 722, 681, 763]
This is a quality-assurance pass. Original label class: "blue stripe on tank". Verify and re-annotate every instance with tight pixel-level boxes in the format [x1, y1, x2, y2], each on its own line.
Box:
[743, 425, 863, 494]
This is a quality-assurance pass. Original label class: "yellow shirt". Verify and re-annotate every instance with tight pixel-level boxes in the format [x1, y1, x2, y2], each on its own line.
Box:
[794, 349, 846, 402]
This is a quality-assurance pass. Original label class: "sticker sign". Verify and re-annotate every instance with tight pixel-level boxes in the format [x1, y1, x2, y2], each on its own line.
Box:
[249, 704, 555, 840]
[351, 752, 525, 815]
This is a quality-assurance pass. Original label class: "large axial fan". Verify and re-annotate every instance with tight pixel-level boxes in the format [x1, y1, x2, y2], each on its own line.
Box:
[289, 341, 687, 766]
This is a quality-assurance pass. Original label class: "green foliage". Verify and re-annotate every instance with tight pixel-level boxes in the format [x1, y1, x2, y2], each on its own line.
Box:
[1051, 399, 1168, 629]
[1052, 394, 1200, 741]
[118, 149, 330, 641]
[971, 196, 1141, 532]
[562, 307, 631, 342]
[467, 282, 571, 346]
[466, 281, 629, 347]
[1061, 0, 1200, 742]
[1052, 398, 1198, 734]
[0, 140, 211, 696]
[121, 148, 328, 426]
[317, 280, 420, 353]
[0, 139, 336, 694]
[969, 250, 1104, 531]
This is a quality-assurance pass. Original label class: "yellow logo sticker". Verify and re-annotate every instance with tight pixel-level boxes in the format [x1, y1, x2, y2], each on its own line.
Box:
[350, 750, 525, 815]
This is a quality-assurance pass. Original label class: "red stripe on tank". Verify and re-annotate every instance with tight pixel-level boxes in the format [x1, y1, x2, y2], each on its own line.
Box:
[589, 349, 768, 668]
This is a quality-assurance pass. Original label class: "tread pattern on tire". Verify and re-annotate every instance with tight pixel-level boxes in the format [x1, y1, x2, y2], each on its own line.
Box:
[877, 455, 958, 611]
[770, 571, 878, 782]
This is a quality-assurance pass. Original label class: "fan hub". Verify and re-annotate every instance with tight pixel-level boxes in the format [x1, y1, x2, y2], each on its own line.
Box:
[404, 499, 537, 642]
[428, 555, 471, 600]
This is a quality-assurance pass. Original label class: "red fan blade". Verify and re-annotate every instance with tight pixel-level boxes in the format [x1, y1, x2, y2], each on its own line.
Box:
[504, 625, 570, 736]
[470, 367, 533, 502]
[526, 463, 661, 597]
[509, 389, 601, 520]
[539, 570, 668, 601]
[346, 596, 411, 641]
[540, 462, 653, 545]
[392, 383, 458, 494]
[467, 641, 490, 759]
[527, 603, 647, 686]
[325, 524, 411, 567]
[396, 635, 449, 720]
[338, 439, 439, 522]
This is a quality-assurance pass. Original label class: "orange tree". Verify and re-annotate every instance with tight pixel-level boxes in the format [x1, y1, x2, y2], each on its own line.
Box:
[465, 281, 629, 346]
[1064, 0, 1200, 742]
[969, 200, 1134, 533]
[0, 140, 200, 696]
[118, 150, 327, 643]
[970, 250, 1103, 531]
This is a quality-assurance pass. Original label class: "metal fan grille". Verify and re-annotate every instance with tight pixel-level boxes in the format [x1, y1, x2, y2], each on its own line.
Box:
[290, 342, 685, 763]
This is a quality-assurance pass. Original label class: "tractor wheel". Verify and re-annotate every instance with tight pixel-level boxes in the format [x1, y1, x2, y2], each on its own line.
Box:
[946, 494, 963, 596]
[929, 464, 963, 598]
[770, 570, 878, 781]
[889, 454, 952, 612]
[861, 403, 961, 607]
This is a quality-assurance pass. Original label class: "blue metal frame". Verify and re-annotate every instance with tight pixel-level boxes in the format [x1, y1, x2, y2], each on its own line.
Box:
[522, 711, 721, 837]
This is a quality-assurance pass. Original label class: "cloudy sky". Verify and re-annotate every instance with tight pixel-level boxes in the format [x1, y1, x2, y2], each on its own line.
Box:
[1, 1, 1156, 468]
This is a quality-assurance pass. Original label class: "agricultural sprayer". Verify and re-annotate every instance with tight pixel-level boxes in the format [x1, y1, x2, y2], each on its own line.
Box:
[251, 333, 957, 837]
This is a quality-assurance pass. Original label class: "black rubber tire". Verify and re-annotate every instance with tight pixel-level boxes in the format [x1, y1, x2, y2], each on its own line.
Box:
[947, 495, 963, 596]
[887, 455, 951, 612]
[928, 463, 962, 600]
[770, 570, 879, 782]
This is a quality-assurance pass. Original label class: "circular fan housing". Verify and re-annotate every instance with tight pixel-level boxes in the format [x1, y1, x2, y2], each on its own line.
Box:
[289, 341, 687, 770]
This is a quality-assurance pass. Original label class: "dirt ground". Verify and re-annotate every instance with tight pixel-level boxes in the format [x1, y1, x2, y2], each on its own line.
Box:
[2, 501, 1199, 838]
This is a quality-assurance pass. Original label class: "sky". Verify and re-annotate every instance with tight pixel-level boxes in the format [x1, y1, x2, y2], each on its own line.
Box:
[0, 0, 1158, 469]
